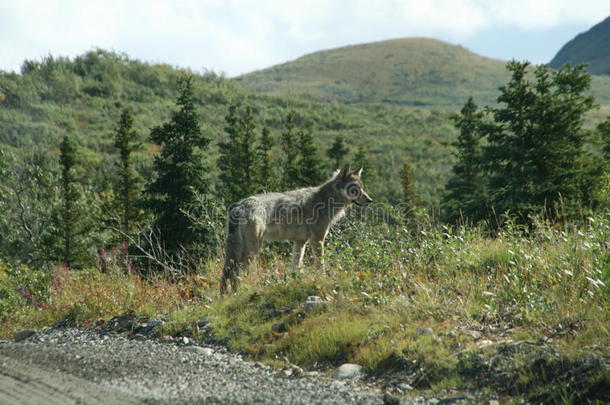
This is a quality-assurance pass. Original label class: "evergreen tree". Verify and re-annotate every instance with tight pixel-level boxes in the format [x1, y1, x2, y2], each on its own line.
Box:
[483, 61, 596, 221]
[296, 128, 326, 186]
[146, 75, 211, 256]
[442, 97, 487, 224]
[400, 158, 418, 222]
[56, 135, 91, 268]
[257, 126, 274, 191]
[598, 116, 610, 168]
[280, 111, 301, 189]
[113, 107, 141, 237]
[352, 145, 374, 184]
[327, 135, 349, 169]
[218, 104, 258, 204]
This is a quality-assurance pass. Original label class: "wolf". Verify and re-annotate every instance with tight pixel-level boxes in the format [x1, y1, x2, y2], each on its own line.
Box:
[220, 166, 373, 294]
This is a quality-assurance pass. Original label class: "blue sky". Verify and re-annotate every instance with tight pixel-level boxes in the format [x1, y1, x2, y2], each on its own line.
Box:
[0, 0, 608, 77]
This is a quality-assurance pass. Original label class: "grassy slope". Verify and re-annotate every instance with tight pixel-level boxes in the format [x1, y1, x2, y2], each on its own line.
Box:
[238, 37, 610, 108]
[550, 16, 610, 76]
[2, 214, 608, 402]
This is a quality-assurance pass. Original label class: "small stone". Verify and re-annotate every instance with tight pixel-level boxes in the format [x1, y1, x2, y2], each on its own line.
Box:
[489, 401, 500, 405]
[397, 383, 413, 391]
[415, 328, 434, 337]
[185, 346, 214, 356]
[13, 329, 36, 342]
[133, 319, 163, 335]
[383, 393, 400, 405]
[181, 336, 190, 345]
[335, 363, 363, 379]
[477, 339, 493, 346]
[466, 330, 482, 340]
[304, 296, 325, 313]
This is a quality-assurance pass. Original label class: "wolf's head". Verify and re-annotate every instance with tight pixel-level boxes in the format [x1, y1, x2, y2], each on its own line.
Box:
[333, 165, 373, 206]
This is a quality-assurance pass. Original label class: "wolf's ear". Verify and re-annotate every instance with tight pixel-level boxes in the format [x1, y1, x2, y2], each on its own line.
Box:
[332, 168, 341, 179]
[355, 167, 363, 177]
[338, 165, 350, 179]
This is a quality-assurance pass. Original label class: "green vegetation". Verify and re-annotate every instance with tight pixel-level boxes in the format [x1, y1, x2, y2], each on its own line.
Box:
[550, 16, 610, 76]
[238, 37, 610, 108]
[2, 213, 608, 403]
[1, 45, 610, 402]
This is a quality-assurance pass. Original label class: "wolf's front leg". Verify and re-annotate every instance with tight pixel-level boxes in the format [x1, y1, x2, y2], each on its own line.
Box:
[292, 241, 307, 270]
[311, 239, 325, 267]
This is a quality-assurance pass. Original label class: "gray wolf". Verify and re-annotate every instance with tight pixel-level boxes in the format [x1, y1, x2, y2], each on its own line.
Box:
[220, 166, 373, 294]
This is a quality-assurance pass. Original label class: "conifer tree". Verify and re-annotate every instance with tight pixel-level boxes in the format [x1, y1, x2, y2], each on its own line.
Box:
[483, 61, 596, 221]
[56, 135, 91, 268]
[296, 128, 326, 186]
[114, 107, 141, 237]
[442, 97, 487, 224]
[327, 135, 349, 169]
[280, 111, 301, 189]
[146, 75, 211, 256]
[218, 104, 258, 204]
[257, 126, 274, 191]
[598, 117, 610, 169]
[353, 144, 374, 184]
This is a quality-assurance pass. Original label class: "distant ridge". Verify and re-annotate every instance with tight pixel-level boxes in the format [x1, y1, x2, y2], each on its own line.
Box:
[236, 38, 510, 108]
[550, 16, 610, 76]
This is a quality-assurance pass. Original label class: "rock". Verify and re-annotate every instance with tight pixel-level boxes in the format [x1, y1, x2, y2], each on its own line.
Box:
[477, 339, 493, 346]
[13, 329, 36, 342]
[133, 319, 163, 335]
[335, 363, 363, 379]
[466, 330, 482, 340]
[196, 317, 213, 330]
[181, 336, 191, 345]
[185, 346, 214, 356]
[415, 328, 434, 337]
[397, 383, 413, 391]
[489, 401, 500, 405]
[271, 321, 289, 333]
[304, 296, 325, 313]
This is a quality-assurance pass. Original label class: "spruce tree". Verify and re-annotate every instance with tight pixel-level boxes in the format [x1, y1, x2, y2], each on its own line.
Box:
[113, 107, 141, 237]
[442, 97, 487, 224]
[146, 75, 211, 256]
[218, 104, 259, 204]
[257, 126, 274, 191]
[56, 135, 91, 268]
[280, 111, 301, 189]
[327, 135, 349, 170]
[296, 128, 326, 186]
[483, 61, 596, 221]
[353, 145, 374, 184]
[598, 117, 610, 169]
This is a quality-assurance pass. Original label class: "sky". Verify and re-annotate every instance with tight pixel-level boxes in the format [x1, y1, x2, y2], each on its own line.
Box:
[1, 0, 609, 77]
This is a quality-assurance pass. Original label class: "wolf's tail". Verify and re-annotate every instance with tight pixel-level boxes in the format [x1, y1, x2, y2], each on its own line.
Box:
[220, 206, 243, 294]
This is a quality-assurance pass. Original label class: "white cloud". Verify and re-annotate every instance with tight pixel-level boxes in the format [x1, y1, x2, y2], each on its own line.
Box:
[0, 0, 608, 76]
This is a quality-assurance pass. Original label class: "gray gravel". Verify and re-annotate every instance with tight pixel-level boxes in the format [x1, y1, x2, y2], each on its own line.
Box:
[0, 328, 410, 404]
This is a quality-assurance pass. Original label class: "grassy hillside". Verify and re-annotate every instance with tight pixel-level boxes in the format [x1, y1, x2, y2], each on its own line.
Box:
[237, 37, 610, 108]
[550, 16, 610, 76]
[0, 49, 458, 206]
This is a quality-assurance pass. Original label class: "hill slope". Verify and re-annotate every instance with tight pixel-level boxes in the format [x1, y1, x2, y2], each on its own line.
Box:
[550, 16, 610, 76]
[237, 38, 509, 107]
[0, 50, 458, 205]
[238, 37, 610, 108]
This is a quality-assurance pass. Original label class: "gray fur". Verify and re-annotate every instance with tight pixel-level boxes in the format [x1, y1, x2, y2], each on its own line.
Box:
[220, 166, 372, 294]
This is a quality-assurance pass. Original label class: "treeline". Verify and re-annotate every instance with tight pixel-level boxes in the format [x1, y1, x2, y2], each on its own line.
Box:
[0, 76, 372, 272]
[0, 60, 608, 274]
[442, 61, 610, 225]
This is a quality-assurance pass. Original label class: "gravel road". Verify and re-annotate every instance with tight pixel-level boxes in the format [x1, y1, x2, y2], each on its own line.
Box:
[0, 328, 412, 405]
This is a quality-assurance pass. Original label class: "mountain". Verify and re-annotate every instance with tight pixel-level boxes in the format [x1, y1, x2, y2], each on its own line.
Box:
[237, 38, 510, 108]
[550, 16, 610, 76]
[238, 37, 610, 108]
